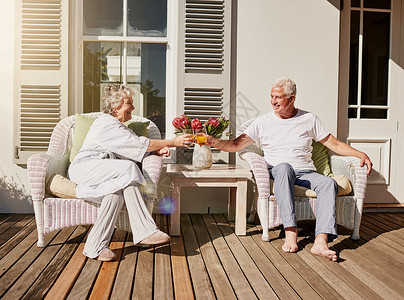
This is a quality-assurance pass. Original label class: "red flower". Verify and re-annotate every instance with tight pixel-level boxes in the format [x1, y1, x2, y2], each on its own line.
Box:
[204, 116, 230, 138]
[191, 118, 202, 131]
[207, 117, 220, 127]
[172, 114, 192, 133]
[172, 117, 182, 129]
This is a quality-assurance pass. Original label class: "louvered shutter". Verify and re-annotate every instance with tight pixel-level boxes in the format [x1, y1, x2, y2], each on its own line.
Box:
[13, 0, 69, 164]
[178, 0, 232, 162]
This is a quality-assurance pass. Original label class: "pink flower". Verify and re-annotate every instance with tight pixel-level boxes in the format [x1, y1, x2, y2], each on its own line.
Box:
[172, 114, 192, 133]
[191, 118, 202, 131]
[208, 117, 220, 127]
[180, 115, 190, 128]
[204, 116, 230, 138]
[172, 117, 182, 130]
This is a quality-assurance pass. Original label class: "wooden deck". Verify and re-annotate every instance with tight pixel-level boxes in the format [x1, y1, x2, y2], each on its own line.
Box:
[0, 212, 403, 299]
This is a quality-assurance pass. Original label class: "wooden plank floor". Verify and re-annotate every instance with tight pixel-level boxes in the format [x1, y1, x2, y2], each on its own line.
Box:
[0, 212, 403, 299]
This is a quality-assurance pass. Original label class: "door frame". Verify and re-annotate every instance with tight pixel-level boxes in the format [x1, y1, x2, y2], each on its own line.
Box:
[338, 0, 403, 203]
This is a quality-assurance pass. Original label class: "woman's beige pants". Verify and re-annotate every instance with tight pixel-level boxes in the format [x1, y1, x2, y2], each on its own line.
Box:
[83, 183, 158, 258]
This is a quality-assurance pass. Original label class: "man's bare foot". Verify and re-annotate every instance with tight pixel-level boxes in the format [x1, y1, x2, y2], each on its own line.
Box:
[282, 227, 298, 253]
[311, 233, 338, 262]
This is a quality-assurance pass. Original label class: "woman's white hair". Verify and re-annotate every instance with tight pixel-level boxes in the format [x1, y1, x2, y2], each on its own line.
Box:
[272, 77, 297, 98]
[101, 84, 134, 114]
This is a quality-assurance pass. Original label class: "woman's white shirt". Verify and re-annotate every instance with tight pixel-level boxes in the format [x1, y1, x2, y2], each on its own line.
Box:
[68, 113, 150, 199]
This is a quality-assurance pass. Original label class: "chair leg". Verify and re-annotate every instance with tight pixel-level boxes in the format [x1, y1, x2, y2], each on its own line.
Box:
[247, 208, 257, 223]
[351, 197, 364, 240]
[33, 201, 46, 247]
[247, 191, 259, 223]
[37, 233, 46, 247]
[258, 197, 269, 241]
[351, 227, 360, 240]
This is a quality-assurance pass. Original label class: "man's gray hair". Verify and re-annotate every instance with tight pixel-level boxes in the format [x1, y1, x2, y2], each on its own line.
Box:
[101, 84, 134, 114]
[272, 78, 297, 98]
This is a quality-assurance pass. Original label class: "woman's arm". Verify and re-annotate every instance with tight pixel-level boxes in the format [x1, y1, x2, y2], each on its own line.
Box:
[147, 134, 194, 152]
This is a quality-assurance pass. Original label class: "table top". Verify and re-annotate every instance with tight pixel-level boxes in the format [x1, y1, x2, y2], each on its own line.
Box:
[166, 164, 251, 178]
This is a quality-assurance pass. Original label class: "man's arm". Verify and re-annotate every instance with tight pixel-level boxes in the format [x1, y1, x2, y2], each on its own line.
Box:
[206, 133, 255, 152]
[320, 134, 373, 175]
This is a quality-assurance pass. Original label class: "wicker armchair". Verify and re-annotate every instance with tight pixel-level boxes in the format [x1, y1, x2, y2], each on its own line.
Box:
[237, 119, 368, 241]
[27, 112, 163, 247]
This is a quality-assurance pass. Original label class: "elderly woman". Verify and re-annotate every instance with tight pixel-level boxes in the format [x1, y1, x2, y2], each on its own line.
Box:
[68, 84, 193, 261]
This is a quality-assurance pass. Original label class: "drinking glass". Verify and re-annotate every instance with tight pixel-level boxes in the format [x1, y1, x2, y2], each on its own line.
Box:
[194, 127, 207, 144]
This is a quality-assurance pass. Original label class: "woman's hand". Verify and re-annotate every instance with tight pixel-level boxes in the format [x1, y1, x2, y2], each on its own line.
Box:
[155, 147, 171, 157]
[173, 134, 194, 147]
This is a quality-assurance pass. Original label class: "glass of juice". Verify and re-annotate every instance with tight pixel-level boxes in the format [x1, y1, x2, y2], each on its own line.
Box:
[194, 128, 207, 144]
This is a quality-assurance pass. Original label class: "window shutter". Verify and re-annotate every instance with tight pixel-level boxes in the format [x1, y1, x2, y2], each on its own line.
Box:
[13, 0, 69, 164]
[178, 0, 232, 162]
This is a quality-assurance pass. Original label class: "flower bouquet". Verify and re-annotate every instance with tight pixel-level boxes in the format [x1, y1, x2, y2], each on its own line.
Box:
[172, 114, 230, 168]
[172, 115, 230, 138]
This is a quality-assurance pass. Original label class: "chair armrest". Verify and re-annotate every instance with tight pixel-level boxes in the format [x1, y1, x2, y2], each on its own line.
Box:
[27, 153, 70, 202]
[330, 154, 368, 199]
[142, 154, 163, 198]
[27, 154, 49, 202]
[239, 151, 270, 199]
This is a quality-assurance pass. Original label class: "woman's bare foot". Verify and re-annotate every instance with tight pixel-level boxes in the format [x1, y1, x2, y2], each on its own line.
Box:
[311, 233, 338, 262]
[282, 227, 299, 253]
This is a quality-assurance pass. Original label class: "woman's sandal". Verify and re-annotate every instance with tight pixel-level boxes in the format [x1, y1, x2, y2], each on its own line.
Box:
[138, 231, 170, 246]
[97, 248, 117, 261]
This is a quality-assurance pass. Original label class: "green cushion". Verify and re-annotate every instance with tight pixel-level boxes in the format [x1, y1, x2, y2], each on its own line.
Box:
[312, 141, 332, 177]
[123, 120, 150, 137]
[69, 115, 150, 163]
[69, 114, 96, 163]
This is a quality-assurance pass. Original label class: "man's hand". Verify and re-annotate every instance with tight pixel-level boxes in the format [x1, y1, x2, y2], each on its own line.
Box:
[172, 134, 194, 147]
[205, 133, 254, 153]
[205, 135, 215, 147]
[155, 147, 171, 157]
[359, 153, 373, 176]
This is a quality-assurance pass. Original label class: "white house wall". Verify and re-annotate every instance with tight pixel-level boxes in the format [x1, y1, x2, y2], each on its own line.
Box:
[235, 0, 340, 134]
[0, 1, 33, 213]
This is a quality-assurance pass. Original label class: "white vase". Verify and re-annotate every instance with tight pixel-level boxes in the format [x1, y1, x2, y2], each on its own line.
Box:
[192, 144, 213, 168]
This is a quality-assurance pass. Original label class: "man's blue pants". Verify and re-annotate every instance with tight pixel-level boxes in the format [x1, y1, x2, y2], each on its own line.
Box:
[269, 163, 338, 241]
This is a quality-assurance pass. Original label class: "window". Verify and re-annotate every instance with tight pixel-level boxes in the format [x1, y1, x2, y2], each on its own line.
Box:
[81, 0, 168, 137]
[348, 0, 391, 119]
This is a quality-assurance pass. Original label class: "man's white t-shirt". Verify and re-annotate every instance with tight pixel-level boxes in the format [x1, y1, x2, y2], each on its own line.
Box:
[244, 109, 330, 171]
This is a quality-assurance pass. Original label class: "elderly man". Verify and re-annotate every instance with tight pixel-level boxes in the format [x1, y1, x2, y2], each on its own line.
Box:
[206, 78, 372, 261]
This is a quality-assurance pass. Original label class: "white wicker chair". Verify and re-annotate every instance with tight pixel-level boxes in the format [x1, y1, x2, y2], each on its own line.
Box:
[27, 112, 163, 247]
[237, 119, 368, 241]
